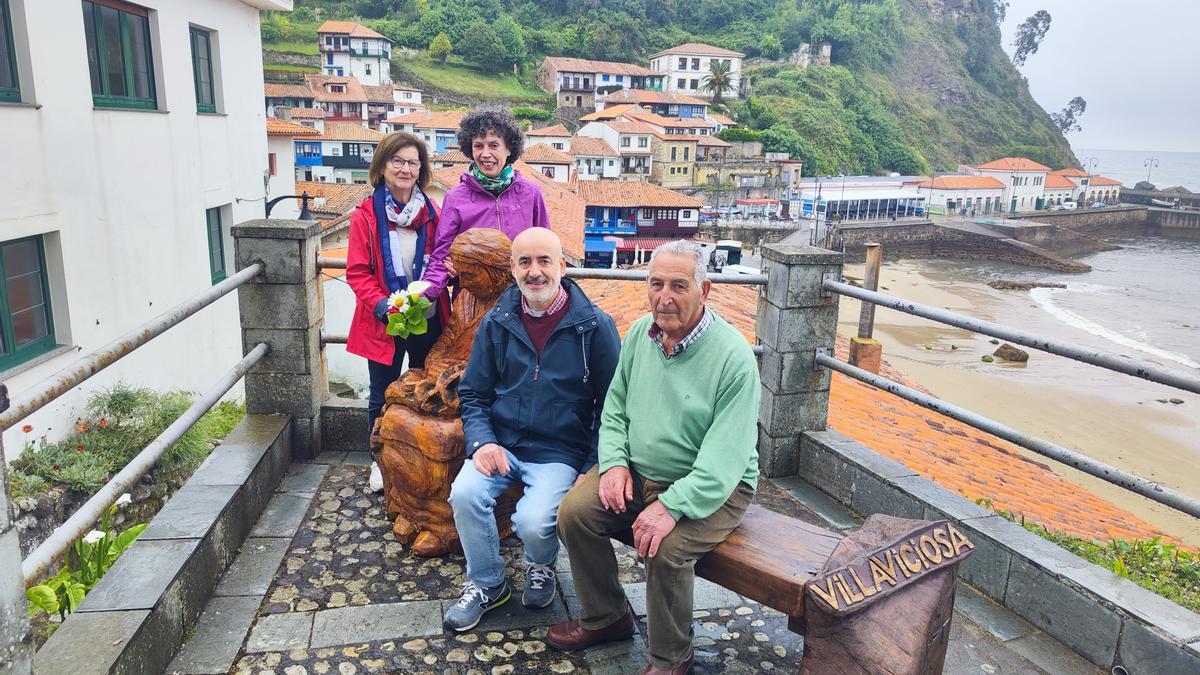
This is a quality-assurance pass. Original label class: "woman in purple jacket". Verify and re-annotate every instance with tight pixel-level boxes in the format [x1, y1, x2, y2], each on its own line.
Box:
[421, 107, 549, 302]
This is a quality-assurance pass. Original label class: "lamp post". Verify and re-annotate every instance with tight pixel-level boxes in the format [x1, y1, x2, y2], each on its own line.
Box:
[265, 191, 315, 220]
[1144, 157, 1159, 185]
[1080, 156, 1098, 205]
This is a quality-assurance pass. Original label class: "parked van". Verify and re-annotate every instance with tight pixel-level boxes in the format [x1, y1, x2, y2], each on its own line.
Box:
[1060, 201, 1078, 210]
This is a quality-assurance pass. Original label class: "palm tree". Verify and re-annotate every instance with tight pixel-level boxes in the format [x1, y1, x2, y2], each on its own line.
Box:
[700, 59, 736, 104]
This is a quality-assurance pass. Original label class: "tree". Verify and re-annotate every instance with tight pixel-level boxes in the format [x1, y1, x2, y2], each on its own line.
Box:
[1011, 10, 1051, 66]
[1050, 96, 1087, 134]
[459, 21, 506, 72]
[760, 34, 783, 60]
[994, 0, 1009, 24]
[700, 59, 737, 105]
[428, 32, 452, 65]
[494, 15, 527, 67]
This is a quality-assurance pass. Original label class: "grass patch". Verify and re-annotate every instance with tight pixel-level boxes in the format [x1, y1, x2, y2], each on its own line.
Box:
[264, 40, 319, 56]
[977, 498, 1200, 612]
[11, 383, 245, 498]
[399, 55, 547, 102]
[264, 63, 319, 73]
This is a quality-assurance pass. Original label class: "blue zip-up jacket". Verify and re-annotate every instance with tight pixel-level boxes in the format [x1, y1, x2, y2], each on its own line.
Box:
[459, 277, 621, 472]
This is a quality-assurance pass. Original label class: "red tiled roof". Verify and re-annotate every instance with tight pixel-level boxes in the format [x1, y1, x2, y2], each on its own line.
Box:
[577, 281, 1174, 546]
[1051, 167, 1088, 177]
[604, 119, 656, 135]
[570, 136, 619, 158]
[528, 124, 571, 137]
[522, 144, 575, 164]
[362, 84, 394, 103]
[415, 110, 466, 130]
[651, 42, 745, 58]
[708, 113, 736, 125]
[614, 237, 682, 252]
[1088, 176, 1122, 186]
[579, 104, 639, 122]
[541, 57, 660, 77]
[697, 135, 731, 148]
[294, 181, 371, 217]
[314, 122, 384, 142]
[917, 176, 1005, 190]
[287, 107, 326, 119]
[266, 117, 320, 136]
[306, 74, 368, 103]
[651, 132, 699, 143]
[574, 180, 702, 208]
[601, 90, 709, 107]
[317, 21, 389, 40]
[976, 157, 1052, 172]
[1044, 174, 1076, 189]
[265, 82, 315, 99]
[432, 148, 470, 164]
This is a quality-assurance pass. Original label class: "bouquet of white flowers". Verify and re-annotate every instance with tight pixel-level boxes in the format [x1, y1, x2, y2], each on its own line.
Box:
[385, 280, 434, 338]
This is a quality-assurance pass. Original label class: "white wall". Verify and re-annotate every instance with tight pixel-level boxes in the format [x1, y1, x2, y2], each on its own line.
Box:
[1, 0, 284, 457]
[654, 53, 742, 96]
[527, 162, 570, 183]
[575, 156, 619, 180]
[267, 135, 300, 218]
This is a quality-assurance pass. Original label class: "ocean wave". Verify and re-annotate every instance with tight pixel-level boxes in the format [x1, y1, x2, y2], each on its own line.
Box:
[1029, 287, 1200, 370]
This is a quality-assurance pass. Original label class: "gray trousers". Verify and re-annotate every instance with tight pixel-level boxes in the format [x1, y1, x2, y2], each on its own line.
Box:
[557, 466, 754, 670]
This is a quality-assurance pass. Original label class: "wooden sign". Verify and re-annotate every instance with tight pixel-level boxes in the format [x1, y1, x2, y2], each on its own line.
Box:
[807, 521, 974, 616]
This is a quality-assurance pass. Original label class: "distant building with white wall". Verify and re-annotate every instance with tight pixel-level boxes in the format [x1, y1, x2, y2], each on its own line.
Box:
[649, 43, 744, 99]
[521, 144, 574, 183]
[916, 175, 1006, 215]
[971, 157, 1051, 212]
[570, 136, 620, 180]
[1, 0, 289, 454]
[266, 117, 319, 218]
[317, 20, 391, 86]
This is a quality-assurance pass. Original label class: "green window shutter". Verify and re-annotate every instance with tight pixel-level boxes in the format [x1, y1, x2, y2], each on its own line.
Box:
[0, 236, 57, 372]
[190, 26, 215, 113]
[0, 0, 20, 102]
[206, 208, 226, 284]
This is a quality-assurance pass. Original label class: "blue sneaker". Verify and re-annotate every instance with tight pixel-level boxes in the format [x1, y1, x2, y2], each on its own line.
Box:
[443, 580, 511, 632]
[522, 562, 557, 608]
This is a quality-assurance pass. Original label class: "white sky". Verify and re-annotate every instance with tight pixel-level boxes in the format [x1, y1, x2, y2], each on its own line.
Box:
[1002, 1, 1200, 153]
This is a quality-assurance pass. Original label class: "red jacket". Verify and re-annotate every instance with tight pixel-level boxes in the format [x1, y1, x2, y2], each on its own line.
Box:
[345, 190, 449, 364]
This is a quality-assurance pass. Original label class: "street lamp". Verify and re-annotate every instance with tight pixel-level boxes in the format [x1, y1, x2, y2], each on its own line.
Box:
[265, 191, 315, 220]
[1144, 157, 1159, 185]
[1080, 156, 1098, 205]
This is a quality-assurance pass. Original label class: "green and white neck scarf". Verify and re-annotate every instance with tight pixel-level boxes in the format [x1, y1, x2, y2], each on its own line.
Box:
[470, 163, 514, 195]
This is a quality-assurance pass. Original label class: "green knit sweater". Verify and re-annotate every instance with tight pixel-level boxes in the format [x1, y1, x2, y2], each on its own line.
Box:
[598, 312, 760, 521]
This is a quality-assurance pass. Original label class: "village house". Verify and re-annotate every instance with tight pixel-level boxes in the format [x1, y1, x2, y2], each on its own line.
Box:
[264, 81, 316, 115]
[595, 89, 709, 118]
[971, 157, 1051, 212]
[1043, 172, 1077, 206]
[538, 56, 665, 109]
[649, 43, 745, 99]
[1, 0, 289, 452]
[392, 85, 423, 114]
[284, 106, 326, 132]
[649, 133, 700, 188]
[576, 119, 655, 178]
[1050, 168, 1122, 204]
[524, 123, 571, 151]
[521, 144, 575, 183]
[574, 180, 704, 267]
[570, 136, 621, 180]
[380, 109, 465, 155]
[267, 118, 321, 219]
[317, 20, 392, 86]
[294, 121, 383, 184]
[917, 175, 1006, 215]
[696, 134, 733, 162]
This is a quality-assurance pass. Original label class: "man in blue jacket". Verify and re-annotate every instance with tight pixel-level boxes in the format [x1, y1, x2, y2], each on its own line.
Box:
[444, 228, 621, 632]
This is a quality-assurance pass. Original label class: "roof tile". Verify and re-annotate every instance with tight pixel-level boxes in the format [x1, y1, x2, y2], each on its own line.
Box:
[574, 180, 703, 208]
[267, 117, 320, 136]
[651, 42, 745, 58]
[527, 123, 571, 137]
[570, 136, 619, 158]
[976, 157, 1052, 172]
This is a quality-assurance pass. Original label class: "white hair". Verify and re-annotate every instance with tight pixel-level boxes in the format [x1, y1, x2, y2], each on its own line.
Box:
[649, 240, 705, 287]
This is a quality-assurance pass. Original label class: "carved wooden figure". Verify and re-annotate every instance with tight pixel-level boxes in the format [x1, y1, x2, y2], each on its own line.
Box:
[373, 228, 519, 557]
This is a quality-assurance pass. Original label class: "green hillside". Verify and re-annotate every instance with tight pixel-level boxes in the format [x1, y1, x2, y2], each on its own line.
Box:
[265, 0, 1076, 175]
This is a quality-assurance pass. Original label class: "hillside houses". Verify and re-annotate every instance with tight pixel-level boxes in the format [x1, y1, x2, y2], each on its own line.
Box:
[650, 43, 745, 98]
[317, 20, 392, 86]
[539, 57, 666, 109]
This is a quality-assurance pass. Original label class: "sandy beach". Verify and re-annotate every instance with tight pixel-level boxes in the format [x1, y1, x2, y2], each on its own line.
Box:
[839, 258, 1200, 545]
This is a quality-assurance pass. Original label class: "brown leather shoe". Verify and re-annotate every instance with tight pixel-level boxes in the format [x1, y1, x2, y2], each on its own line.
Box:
[547, 604, 636, 651]
[640, 648, 693, 674]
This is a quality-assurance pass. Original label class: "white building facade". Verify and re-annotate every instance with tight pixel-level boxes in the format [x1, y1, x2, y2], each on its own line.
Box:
[1, 0, 287, 454]
[317, 20, 391, 86]
[972, 157, 1051, 213]
[649, 43, 744, 98]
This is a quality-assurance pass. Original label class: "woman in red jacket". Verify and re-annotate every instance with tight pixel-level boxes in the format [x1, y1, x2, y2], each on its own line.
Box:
[346, 131, 449, 492]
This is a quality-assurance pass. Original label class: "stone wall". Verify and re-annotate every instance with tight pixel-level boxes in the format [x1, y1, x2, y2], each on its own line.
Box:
[262, 50, 320, 68]
[837, 224, 1089, 272]
[1149, 208, 1200, 237]
[699, 221, 799, 248]
[1007, 206, 1150, 239]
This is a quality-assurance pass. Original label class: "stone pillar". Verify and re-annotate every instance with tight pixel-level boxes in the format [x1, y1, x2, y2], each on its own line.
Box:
[756, 244, 843, 477]
[0, 385, 35, 674]
[233, 219, 328, 460]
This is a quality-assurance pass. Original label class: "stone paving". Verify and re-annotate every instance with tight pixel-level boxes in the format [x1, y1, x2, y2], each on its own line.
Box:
[167, 454, 1103, 674]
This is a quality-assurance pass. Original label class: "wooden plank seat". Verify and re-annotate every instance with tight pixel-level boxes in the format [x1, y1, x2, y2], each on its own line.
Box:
[613, 503, 844, 631]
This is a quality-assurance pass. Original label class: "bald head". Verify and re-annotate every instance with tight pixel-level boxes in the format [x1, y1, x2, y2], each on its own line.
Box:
[511, 227, 565, 311]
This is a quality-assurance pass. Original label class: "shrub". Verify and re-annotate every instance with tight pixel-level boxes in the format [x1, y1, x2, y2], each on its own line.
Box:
[512, 106, 552, 121]
[717, 128, 764, 143]
[428, 32, 452, 65]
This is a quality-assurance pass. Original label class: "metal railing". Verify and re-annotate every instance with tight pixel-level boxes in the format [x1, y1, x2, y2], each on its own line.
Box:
[7, 263, 266, 584]
[821, 245, 1200, 519]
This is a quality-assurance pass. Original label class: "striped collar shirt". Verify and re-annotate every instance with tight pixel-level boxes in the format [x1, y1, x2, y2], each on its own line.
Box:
[648, 306, 714, 359]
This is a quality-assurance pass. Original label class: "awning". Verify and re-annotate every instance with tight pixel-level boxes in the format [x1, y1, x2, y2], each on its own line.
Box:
[585, 239, 617, 253]
[615, 237, 683, 252]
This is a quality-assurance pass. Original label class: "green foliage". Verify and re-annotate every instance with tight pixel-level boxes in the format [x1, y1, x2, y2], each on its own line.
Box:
[428, 32, 452, 65]
[458, 20, 507, 73]
[10, 384, 245, 498]
[26, 501, 146, 620]
[717, 128, 764, 143]
[699, 59, 737, 105]
[760, 34, 783, 60]
[976, 498, 1200, 613]
[512, 106, 553, 121]
[493, 14, 527, 68]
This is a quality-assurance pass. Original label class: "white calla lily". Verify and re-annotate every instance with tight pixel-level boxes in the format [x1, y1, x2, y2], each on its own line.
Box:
[83, 530, 106, 545]
[407, 280, 431, 297]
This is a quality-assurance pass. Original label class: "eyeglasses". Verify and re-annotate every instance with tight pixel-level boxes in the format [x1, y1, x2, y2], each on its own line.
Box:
[388, 156, 421, 170]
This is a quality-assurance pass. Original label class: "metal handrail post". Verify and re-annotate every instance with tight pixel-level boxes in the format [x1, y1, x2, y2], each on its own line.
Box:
[816, 353, 1200, 520]
[0, 263, 265, 431]
[823, 279, 1200, 395]
[21, 343, 269, 586]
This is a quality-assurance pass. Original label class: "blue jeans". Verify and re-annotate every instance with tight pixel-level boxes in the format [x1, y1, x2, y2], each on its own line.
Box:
[449, 449, 579, 588]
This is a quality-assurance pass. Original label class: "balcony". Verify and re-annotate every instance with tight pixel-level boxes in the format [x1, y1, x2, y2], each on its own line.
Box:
[585, 218, 637, 235]
[350, 47, 391, 58]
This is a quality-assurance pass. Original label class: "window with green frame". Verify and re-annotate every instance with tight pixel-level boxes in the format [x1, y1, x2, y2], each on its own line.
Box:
[0, 236, 57, 372]
[0, 0, 20, 102]
[189, 26, 215, 113]
[82, 0, 156, 109]
[205, 207, 226, 284]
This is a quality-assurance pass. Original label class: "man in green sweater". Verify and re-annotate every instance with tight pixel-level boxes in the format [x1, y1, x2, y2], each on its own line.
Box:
[547, 240, 760, 675]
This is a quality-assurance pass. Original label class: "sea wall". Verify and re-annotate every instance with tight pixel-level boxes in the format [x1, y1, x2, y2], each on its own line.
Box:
[836, 223, 1089, 271]
[1149, 208, 1200, 238]
[1007, 205, 1150, 238]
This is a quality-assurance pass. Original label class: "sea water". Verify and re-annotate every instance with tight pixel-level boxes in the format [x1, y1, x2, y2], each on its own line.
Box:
[1076, 148, 1200, 190]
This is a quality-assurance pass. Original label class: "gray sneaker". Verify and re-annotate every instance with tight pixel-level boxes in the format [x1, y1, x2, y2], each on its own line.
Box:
[522, 563, 557, 608]
[443, 580, 511, 632]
